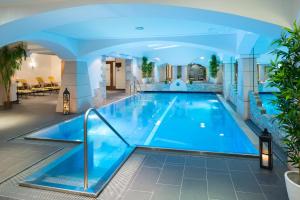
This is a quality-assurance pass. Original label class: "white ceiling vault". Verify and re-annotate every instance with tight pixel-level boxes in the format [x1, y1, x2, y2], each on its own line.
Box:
[0, 2, 299, 65]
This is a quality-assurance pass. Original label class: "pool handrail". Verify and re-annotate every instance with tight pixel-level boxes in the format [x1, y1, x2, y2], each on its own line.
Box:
[83, 108, 130, 190]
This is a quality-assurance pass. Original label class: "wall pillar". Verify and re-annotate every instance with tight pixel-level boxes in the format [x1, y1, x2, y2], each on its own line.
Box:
[258, 64, 265, 82]
[182, 65, 188, 82]
[172, 65, 177, 81]
[154, 64, 160, 83]
[56, 60, 93, 113]
[125, 59, 133, 94]
[237, 57, 257, 119]
[223, 63, 232, 100]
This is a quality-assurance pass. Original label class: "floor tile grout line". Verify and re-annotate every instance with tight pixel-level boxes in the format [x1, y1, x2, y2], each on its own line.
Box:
[155, 155, 167, 185]
[248, 161, 268, 200]
[126, 154, 147, 191]
[227, 161, 239, 200]
[205, 157, 209, 200]
[178, 156, 186, 200]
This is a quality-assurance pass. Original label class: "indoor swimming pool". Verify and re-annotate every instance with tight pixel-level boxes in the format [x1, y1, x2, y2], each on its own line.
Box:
[23, 92, 258, 196]
[259, 93, 280, 115]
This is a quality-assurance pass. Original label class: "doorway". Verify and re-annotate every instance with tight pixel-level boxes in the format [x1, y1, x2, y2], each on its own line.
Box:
[106, 61, 115, 90]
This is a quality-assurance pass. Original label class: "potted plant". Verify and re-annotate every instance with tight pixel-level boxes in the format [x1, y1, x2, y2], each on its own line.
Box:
[0, 42, 27, 109]
[268, 21, 300, 200]
[141, 57, 148, 84]
[209, 54, 219, 83]
[146, 61, 154, 83]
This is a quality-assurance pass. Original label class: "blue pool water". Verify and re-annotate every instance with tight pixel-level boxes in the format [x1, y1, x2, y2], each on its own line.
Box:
[259, 93, 280, 115]
[23, 93, 258, 195]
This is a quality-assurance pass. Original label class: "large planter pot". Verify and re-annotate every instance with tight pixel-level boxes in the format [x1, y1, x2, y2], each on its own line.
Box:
[285, 171, 300, 200]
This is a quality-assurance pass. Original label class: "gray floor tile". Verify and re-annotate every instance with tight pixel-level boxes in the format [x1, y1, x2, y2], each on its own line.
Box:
[165, 155, 185, 165]
[206, 157, 228, 171]
[184, 166, 206, 180]
[236, 192, 266, 200]
[122, 189, 152, 200]
[254, 172, 283, 186]
[186, 156, 206, 167]
[261, 185, 289, 200]
[207, 172, 237, 200]
[129, 167, 161, 191]
[248, 160, 274, 175]
[180, 178, 208, 200]
[152, 184, 180, 200]
[143, 154, 165, 168]
[226, 159, 251, 171]
[157, 164, 184, 185]
[231, 171, 261, 193]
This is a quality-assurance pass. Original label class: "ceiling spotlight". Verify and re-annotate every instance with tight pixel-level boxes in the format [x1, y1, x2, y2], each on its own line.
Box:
[200, 56, 205, 60]
[136, 26, 144, 30]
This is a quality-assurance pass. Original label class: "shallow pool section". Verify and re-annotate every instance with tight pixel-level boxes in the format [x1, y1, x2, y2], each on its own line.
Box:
[259, 93, 280, 115]
[27, 93, 258, 155]
[22, 116, 134, 196]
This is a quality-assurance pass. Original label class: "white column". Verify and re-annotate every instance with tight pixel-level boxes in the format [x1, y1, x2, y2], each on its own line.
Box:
[258, 64, 265, 82]
[154, 64, 160, 83]
[56, 60, 93, 113]
[182, 65, 188, 82]
[237, 57, 257, 119]
[125, 59, 133, 94]
[223, 63, 232, 100]
[172, 65, 177, 80]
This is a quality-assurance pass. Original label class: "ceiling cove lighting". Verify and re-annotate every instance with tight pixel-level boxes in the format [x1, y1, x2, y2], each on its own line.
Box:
[147, 44, 162, 48]
[153, 45, 180, 50]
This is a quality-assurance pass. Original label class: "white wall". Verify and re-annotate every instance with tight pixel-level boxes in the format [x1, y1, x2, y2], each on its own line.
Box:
[115, 58, 126, 89]
[105, 58, 126, 89]
[15, 53, 61, 85]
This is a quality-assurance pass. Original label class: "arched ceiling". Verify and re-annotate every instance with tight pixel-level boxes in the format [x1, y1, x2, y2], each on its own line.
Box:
[0, 0, 298, 27]
[0, 2, 297, 64]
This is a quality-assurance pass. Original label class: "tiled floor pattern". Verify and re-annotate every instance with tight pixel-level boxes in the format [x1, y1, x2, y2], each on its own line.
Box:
[123, 150, 288, 200]
[0, 148, 289, 200]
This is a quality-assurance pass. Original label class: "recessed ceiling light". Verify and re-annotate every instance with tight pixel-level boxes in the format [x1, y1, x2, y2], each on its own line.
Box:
[219, 133, 224, 136]
[200, 56, 205, 60]
[136, 26, 144, 30]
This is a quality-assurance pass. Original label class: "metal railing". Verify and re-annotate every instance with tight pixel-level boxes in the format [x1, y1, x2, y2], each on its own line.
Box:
[83, 108, 130, 190]
[130, 77, 142, 94]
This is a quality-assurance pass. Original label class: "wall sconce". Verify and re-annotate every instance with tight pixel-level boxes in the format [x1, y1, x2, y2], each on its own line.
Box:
[63, 88, 70, 115]
[259, 129, 273, 170]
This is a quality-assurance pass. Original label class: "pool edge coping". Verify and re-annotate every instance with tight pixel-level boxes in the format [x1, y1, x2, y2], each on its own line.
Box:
[216, 94, 259, 151]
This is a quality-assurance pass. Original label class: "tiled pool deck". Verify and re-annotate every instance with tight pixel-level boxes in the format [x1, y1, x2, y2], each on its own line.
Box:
[0, 92, 289, 200]
[0, 147, 288, 200]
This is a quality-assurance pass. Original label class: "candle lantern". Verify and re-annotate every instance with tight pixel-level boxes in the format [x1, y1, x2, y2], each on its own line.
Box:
[63, 88, 70, 115]
[259, 129, 273, 169]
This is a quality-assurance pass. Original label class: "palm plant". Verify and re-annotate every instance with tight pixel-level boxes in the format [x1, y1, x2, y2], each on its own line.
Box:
[0, 42, 27, 107]
[141, 57, 148, 78]
[146, 61, 154, 78]
[209, 55, 219, 78]
[268, 21, 300, 178]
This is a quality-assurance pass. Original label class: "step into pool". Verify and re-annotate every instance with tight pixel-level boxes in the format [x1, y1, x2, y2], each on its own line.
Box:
[22, 92, 258, 196]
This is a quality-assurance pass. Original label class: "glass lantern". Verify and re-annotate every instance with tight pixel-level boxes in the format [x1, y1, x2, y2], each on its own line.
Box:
[259, 129, 273, 169]
[63, 88, 70, 115]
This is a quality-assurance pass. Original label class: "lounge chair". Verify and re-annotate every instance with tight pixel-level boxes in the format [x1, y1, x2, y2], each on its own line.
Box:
[48, 76, 60, 92]
[16, 79, 32, 97]
[36, 77, 59, 94]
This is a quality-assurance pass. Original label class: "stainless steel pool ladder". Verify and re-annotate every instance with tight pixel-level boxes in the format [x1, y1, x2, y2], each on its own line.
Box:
[83, 108, 130, 190]
[130, 76, 142, 94]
